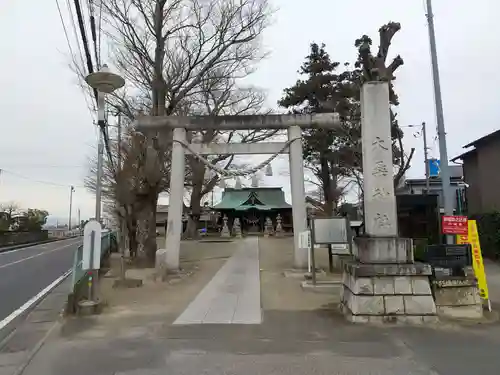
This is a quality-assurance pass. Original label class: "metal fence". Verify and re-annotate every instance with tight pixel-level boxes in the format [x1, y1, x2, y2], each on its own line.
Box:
[70, 230, 116, 293]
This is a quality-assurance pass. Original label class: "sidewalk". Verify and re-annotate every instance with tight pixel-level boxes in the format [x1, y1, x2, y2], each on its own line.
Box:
[4, 238, 500, 375]
[0, 276, 71, 375]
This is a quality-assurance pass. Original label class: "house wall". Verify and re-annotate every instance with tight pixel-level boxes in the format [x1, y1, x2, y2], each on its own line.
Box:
[473, 139, 500, 212]
[462, 152, 482, 214]
[462, 138, 500, 214]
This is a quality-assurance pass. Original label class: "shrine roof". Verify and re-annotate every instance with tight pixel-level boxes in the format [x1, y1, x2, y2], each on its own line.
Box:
[213, 187, 291, 211]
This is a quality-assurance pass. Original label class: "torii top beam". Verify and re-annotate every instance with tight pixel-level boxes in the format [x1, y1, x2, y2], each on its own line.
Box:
[134, 113, 341, 132]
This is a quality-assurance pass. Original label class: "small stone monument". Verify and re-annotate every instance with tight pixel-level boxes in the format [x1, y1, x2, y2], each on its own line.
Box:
[233, 218, 242, 238]
[220, 215, 231, 238]
[264, 217, 274, 237]
[275, 214, 284, 237]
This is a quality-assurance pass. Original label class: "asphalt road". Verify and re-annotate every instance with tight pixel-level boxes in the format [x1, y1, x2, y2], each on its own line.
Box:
[0, 237, 82, 324]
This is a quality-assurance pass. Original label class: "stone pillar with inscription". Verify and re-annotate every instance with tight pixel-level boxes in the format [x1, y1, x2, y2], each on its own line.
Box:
[340, 82, 437, 324]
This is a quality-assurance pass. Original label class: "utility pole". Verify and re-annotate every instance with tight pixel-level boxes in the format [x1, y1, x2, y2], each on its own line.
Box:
[117, 113, 122, 173]
[95, 92, 105, 225]
[96, 131, 104, 224]
[69, 185, 75, 230]
[422, 122, 430, 193]
[77, 208, 81, 231]
[426, 0, 454, 243]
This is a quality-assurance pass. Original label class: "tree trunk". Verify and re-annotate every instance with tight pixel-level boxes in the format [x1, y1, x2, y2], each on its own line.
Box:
[185, 188, 202, 239]
[144, 192, 159, 266]
[184, 157, 205, 239]
[320, 154, 334, 215]
[128, 218, 138, 259]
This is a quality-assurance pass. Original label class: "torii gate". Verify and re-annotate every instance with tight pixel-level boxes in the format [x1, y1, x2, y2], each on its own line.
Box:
[136, 113, 340, 271]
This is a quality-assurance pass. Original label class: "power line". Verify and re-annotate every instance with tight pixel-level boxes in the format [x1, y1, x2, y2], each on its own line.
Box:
[55, 0, 94, 119]
[1, 164, 85, 169]
[55, 0, 76, 61]
[88, 0, 100, 69]
[0, 169, 84, 189]
[73, 0, 115, 171]
[64, 0, 85, 69]
[73, 0, 95, 86]
[97, 0, 103, 65]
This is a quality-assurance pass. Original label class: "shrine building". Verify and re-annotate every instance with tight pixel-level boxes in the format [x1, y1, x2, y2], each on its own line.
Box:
[212, 187, 292, 234]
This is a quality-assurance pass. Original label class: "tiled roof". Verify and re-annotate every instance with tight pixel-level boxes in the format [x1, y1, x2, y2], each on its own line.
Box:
[213, 187, 291, 211]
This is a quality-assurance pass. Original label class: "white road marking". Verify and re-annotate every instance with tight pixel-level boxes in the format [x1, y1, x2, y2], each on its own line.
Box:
[0, 237, 80, 256]
[0, 269, 71, 331]
[0, 242, 79, 270]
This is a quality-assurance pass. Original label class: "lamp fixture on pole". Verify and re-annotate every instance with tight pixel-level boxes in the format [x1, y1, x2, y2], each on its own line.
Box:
[85, 64, 125, 93]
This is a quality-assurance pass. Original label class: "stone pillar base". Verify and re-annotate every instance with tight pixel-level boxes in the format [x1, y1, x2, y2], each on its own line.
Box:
[340, 261, 438, 324]
[432, 277, 483, 320]
[354, 236, 413, 263]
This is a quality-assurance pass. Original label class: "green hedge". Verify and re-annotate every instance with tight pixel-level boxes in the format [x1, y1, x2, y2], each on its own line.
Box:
[470, 211, 500, 259]
[413, 238, 429, 262]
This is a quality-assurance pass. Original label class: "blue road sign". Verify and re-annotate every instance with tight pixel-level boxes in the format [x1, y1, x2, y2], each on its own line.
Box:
[429, 159, 440, 177]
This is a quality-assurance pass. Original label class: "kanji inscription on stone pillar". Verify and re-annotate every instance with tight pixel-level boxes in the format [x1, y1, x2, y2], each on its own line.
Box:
[361, 82, 398, 237]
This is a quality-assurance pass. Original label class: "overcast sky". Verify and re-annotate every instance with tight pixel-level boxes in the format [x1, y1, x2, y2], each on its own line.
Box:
[0, 0, 499, 224]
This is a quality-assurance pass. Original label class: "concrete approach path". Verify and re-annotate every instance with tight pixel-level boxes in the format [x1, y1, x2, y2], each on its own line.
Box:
[4, 237, 500, 375]
[173, 237, 261, 324]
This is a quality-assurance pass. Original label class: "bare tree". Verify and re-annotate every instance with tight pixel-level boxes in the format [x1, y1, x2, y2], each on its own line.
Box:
[86, 122, 170, 264]
[340, 22, 414, 191]
[182, 78, 276, 238]
[93, 0, 272, 256]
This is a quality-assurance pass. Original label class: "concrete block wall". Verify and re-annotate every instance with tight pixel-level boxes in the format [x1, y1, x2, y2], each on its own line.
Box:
[341, 270, 438, 324]
[432, 278, 483, 319]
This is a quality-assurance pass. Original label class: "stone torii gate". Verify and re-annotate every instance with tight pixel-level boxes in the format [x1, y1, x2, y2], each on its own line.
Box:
[136, 81, 438, 324]
[136, 113, 340, 271]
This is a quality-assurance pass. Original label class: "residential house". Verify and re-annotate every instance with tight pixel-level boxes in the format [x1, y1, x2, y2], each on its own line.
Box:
[396, 164, 466, 214]
[451, 129, 500, 214]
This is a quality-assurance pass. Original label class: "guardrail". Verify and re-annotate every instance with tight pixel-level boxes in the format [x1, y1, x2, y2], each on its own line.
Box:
[48, 229, 81, 239]
[69, 230, 117, 293]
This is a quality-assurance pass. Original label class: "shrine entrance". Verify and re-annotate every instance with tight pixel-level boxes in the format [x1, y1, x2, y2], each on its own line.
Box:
[136, 113, 340, 270]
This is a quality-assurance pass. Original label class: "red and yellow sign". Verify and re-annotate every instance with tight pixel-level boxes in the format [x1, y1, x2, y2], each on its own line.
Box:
[442, 215, 468, 235]
[457, 220, 489, 300]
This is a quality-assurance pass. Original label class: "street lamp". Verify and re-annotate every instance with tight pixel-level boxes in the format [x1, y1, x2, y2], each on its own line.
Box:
[85, 64, 125, 94]
[85, 65, 124, 223]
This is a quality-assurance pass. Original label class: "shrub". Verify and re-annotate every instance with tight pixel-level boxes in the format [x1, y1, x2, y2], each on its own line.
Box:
[470, 211, 500, 259]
